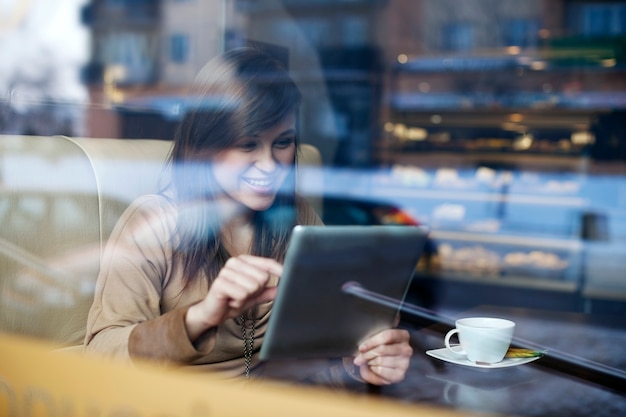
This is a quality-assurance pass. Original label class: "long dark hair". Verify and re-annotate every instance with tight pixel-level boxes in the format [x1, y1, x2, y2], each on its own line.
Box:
[166, 47, 302, 284]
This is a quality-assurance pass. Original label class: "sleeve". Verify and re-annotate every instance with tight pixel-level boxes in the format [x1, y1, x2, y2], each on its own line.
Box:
[83, 196, 215, 364]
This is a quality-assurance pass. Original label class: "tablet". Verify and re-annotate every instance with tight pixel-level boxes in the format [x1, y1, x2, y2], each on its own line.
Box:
[259, 225, 429, 361]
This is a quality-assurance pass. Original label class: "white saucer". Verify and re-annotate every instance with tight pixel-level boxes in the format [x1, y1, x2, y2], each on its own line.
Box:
[426, 346, 541, 369]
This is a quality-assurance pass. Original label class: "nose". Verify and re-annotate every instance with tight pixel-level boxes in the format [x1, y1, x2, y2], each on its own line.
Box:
[254, 145, 277, 173]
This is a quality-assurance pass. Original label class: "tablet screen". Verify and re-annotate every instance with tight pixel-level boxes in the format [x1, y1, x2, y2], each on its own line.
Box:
[259, 225, 429, 361]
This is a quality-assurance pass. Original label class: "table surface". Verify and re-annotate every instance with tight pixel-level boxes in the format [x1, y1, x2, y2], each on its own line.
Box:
[257, 304, 626, 417]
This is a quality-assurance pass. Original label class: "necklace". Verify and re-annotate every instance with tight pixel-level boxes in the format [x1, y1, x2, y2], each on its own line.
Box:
[240, 313, 256, 378]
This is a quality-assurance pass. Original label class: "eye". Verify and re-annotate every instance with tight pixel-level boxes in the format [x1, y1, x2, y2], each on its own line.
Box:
[237, 140, 258, 152]
[274, 137, 295, 149]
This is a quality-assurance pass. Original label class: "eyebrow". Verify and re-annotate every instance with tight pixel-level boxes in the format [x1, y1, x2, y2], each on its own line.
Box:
[250, 128, 296, 138]
[278, 129, 296, 137]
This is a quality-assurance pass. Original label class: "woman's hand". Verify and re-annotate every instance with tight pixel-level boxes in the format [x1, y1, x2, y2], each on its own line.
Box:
[353, 328, 413, 385]
[185, 254, 282, 340]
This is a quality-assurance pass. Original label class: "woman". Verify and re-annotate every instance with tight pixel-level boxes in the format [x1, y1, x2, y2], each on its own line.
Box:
[84, 47, 412, 386]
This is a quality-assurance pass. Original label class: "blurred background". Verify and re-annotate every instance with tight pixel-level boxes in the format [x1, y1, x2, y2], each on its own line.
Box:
[1, 0, 626, 343]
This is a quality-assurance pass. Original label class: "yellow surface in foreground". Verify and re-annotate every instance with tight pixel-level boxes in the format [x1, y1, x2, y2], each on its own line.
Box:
[0, 333, 466, 417]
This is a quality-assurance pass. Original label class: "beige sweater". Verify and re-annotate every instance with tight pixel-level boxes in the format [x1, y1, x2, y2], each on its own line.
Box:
[84, 193, 322, 378]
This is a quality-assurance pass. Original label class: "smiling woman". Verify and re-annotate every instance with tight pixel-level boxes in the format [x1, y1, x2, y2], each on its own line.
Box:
[84, 48, 309, 376]
[165, 48, 304, 284]
[83, 47, 414, 386]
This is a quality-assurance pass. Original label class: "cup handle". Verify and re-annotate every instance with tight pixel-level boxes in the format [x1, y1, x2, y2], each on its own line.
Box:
[444, 329, 466, 355]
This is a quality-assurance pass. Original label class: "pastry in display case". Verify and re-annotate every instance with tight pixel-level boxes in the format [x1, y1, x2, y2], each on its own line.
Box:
[432, 240, 575, 283]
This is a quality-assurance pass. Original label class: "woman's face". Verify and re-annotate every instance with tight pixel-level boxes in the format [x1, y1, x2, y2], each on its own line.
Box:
[211, 112, 297, 212]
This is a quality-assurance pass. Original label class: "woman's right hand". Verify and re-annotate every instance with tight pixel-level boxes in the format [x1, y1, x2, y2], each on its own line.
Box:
[185, 254, 282, 340]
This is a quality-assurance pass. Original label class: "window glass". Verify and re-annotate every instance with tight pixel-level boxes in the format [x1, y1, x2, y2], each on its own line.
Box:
[1, 1, 625, 416]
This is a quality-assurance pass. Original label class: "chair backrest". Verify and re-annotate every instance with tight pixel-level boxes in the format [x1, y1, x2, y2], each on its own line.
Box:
[0, 135, 171, 345]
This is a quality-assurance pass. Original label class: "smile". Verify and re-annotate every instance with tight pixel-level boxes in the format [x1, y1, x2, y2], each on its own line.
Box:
[242, 177, 274, 191]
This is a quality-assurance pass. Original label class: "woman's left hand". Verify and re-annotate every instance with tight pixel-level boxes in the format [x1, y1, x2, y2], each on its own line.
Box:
[353, 328, 413, 385]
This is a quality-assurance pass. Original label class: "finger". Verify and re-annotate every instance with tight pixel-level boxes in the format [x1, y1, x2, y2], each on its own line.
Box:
[359, 342, 413, 362]
[196, 281, 251, 324]
[359, 352, 411, 385]
[213, 270, 279, 310]
[237, 254, 283, 277]
[359, 365, 390, 385]
[225, 255, 281, 283]
[239, 286, 278, 311]
[211, 279, 254, 310]
[223, 256, 271, 281]
[354, 342, 413, 366]
[255, 286, 278, 305]
[220, 258, 273, 293]
[358, 329, 410, 353]
[361, 352, 411, 371]
[359, 363, 407, 385]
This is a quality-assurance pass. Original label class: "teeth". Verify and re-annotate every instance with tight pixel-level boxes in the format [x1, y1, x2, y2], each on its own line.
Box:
[245, 178, 271, 187]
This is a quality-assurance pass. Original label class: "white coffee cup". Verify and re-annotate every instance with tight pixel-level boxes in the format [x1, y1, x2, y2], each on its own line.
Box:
[444, 317, 515, 364]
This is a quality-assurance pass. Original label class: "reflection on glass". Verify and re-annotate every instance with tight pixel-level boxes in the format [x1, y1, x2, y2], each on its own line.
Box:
[1, 1, 625, 416]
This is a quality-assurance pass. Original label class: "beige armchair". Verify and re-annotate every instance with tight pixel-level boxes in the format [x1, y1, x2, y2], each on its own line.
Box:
[0, 135, 171, 346]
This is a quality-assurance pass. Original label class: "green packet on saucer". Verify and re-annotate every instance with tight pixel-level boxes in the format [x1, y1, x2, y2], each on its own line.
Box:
[505, 348, 544, 358]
